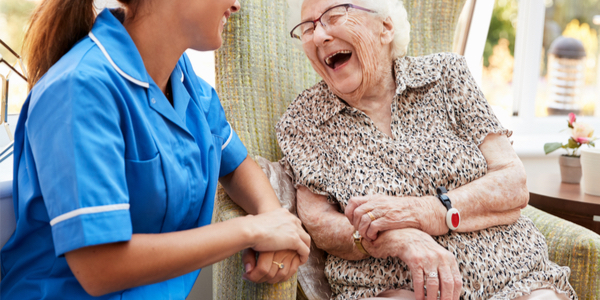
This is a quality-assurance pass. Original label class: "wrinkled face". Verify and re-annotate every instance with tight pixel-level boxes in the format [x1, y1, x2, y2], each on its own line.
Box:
[300, 0, 392, 99]
[179, 0, 241, 51]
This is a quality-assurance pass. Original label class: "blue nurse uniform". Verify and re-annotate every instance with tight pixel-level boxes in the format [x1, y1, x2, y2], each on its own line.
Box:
[0, 9, 247, 299]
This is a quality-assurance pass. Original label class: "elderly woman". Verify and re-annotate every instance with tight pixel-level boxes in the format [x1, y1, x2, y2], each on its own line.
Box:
[276, 0, 577, 299]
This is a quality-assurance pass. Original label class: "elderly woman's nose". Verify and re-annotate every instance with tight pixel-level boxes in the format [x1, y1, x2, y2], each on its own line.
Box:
[312, 23, 332, 45]
[231, 0, 241, 12]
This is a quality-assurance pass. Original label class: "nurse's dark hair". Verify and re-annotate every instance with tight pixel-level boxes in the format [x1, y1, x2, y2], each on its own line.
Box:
[23, 0, 140, 90]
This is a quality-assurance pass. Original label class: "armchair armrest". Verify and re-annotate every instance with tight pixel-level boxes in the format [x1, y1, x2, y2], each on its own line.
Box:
[212, 186, 297, 300]
[522, 205, 600, 299]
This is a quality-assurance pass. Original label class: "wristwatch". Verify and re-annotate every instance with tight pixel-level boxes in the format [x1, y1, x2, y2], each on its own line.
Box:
[353, 231, 370, 256]
[436, 186, 460, 231]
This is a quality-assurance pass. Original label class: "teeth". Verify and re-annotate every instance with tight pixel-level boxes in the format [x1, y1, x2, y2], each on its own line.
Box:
[325, 50, 352, 66]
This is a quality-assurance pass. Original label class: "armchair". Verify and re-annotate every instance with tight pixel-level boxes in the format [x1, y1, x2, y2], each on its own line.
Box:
[211, 0, 600, 299]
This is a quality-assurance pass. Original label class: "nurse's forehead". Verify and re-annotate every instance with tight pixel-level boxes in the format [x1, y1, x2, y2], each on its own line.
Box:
[300, 0, 351, 21]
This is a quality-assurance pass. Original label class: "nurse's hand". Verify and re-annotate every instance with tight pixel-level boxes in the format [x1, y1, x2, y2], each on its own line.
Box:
[246, 208, 310, 263]
[241, 249, 301, 283]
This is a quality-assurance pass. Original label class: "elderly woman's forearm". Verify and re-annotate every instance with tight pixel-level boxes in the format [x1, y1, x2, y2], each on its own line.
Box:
[296, 186, 368, 260]
[447, 134, 529, 232]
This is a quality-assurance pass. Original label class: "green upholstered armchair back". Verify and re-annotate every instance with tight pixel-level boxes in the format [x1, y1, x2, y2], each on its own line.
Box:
[212, 0, 600, 299]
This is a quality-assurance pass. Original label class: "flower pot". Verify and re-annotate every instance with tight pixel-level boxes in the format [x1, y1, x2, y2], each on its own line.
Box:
[559, 155, 582, 184]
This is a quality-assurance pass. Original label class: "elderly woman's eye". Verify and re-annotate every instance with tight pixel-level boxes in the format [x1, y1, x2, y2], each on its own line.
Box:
[326, 13, 345, 25]
[302, 27, 314, 35]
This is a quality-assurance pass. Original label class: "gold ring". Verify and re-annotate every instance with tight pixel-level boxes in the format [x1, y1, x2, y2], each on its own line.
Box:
[367, 211, 376, 221]
[273, 261, 284, 269]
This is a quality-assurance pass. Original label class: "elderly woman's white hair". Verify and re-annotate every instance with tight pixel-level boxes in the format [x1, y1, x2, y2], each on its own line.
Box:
[287, 0, 411, 58]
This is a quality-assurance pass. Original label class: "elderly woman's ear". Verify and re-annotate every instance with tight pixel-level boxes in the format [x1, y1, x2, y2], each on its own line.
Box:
[380, 16, 395, 45]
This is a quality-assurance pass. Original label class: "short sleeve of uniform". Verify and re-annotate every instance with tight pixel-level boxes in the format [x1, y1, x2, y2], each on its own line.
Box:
[211, 92, 247, 177]
[443, 54, 512, 146]
[196, 78, 247, 177]
[26, 70, 131, 256]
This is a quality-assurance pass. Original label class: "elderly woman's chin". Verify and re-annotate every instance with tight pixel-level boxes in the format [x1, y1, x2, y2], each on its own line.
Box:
[317, 62, 363, 95]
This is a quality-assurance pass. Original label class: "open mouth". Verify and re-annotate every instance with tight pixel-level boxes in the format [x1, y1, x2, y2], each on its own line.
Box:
[324, 50, 352, 70]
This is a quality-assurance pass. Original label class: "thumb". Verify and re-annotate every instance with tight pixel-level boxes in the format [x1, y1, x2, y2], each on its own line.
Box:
[242, 248, 257, 274]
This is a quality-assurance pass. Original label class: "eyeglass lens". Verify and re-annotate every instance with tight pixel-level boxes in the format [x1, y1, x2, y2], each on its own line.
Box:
[295, 6, 348, 40]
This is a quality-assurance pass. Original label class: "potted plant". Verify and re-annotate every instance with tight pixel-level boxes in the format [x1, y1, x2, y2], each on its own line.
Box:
[544, 113, 597, 183]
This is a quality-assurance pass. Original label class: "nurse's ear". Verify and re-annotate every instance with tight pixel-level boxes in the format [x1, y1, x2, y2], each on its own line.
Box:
[380, 16, 394, 46]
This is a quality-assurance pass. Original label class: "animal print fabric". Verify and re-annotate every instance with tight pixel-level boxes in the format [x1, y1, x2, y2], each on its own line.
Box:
[276, 53, 576, 300]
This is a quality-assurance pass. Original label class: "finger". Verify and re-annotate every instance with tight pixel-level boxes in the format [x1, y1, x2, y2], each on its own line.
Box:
[425, 270, 440, 300]
[357, 213, 373, 241]
[265, 255, 285, 284]
[268, 253, 292, 284]
[345, 196, 370, 223]
[284, 256, 301, 282]
[438, 264, 454, 300]
[365, 219, 381, 241]
[245, 252, 275, 283]
[412, 266, 426, 300]
[295, 235, 311, 264]
[241, 248, 257, 274]
[298, 226, 312, 248]
[451, 260, 462, 300]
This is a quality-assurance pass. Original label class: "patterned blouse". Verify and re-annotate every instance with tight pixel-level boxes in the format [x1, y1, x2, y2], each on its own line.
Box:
[276, 53, 576, 299]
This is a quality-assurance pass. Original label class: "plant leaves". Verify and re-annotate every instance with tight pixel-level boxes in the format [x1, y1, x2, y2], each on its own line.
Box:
[544, 142, 563, 154]
[567, 138, 580, 149]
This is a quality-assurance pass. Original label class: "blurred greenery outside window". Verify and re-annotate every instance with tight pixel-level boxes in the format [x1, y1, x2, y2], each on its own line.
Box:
[482, 0, 600, 118]
[0, 0, 36, 115]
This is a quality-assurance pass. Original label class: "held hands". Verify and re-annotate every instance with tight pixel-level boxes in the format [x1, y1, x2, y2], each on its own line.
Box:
[242, 249, 301, 283]
[242, 207, 310, 283]
[364, 229, 462, 300]
[345, 194, 448, 241]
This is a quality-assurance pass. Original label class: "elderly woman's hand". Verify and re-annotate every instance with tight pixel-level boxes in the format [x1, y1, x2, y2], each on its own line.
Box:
[345, 194, 449, 241]
[364, 228, 462, 300]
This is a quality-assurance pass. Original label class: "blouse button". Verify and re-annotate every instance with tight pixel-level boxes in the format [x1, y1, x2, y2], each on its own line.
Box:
[457, 242, 466, 250]
[472, 281, 481, 290]
[151, 98, 156, 104]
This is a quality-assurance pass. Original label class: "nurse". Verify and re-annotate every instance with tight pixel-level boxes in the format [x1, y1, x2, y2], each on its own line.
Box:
[0, 0, 310, 299]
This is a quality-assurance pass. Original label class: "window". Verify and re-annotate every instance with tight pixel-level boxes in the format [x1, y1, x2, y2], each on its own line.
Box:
[472, 0, 600, 157]
[535, 0, 600, 117]
[480, 0, 518, 119]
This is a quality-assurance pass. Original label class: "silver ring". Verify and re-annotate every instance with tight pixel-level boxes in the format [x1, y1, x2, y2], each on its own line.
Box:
[428, 271, 438, 278]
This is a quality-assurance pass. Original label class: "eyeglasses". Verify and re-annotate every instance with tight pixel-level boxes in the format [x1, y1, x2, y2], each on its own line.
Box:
[290, 4, 377, 41]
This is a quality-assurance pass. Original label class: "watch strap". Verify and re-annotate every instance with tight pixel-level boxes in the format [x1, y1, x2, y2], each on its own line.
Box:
[353, 231, 370, 256]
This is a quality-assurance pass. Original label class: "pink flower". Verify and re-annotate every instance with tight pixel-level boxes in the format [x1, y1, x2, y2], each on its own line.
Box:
[571, 122, 594, 144]
[574, 137, 591, 144]
[568, 113, 576, 128]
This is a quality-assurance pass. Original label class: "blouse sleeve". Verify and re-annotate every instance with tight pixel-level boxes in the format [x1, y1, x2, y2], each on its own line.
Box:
[276, 102, 333, 200]
[443, 54, 512, 146]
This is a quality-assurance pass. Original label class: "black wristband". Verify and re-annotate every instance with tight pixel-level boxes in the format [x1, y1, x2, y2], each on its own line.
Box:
[436, 186, 453, 210]
[435, 186, 461, 231]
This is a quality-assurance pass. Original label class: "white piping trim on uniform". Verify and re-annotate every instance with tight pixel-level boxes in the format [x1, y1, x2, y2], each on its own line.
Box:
[89, 32, 150, 89]
[181, 71, 185, 82]
[50, 204, 130, 226]
[221, 122, 234, 150]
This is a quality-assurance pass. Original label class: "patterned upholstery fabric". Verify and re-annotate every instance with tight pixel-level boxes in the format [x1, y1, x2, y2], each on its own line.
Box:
[212, 0, 600, 299]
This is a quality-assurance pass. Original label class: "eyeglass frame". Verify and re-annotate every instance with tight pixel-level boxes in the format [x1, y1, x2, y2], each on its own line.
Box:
[289, 3, 377, 40]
